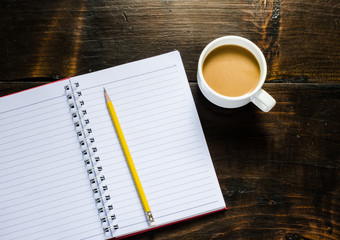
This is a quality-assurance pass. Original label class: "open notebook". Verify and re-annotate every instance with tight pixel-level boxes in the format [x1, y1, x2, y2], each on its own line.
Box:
[0, 51, 226, 240]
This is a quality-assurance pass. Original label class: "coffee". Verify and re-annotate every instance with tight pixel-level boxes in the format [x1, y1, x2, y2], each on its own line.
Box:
[202, 45, 261, 97]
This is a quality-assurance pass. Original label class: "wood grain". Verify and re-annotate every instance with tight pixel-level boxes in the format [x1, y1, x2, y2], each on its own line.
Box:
[0, 0, 339, 82]
[1, 0, 339, 239]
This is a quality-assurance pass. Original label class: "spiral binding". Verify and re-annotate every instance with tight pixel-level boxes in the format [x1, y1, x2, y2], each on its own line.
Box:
[65, 82, 118, 237]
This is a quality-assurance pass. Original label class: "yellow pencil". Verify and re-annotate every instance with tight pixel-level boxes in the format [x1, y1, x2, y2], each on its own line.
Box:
[104, 88, 155, 227]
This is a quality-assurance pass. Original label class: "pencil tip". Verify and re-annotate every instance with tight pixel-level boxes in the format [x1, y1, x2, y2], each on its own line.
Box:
[104, 88, 110, 102]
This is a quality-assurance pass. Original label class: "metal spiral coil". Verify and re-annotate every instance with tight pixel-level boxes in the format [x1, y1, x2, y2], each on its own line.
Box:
[65, 82, 118, 237]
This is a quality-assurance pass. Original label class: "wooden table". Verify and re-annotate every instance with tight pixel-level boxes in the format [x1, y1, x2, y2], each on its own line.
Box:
[1, 1, 339, 239]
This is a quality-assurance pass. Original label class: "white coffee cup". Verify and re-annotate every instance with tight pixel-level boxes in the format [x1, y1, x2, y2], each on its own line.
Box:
[197, 36, 276, 112]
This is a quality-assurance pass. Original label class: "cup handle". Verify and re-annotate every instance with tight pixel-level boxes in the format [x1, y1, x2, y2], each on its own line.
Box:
[250, 89, 276, 112]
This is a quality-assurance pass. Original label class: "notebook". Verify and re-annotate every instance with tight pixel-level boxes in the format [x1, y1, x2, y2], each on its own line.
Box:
[0, 51, 226, 240]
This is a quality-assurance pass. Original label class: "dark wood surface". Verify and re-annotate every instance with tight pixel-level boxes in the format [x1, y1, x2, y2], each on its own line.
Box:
[1, 1, 339, 239]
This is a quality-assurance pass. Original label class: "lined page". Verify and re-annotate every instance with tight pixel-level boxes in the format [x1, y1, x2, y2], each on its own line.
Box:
[70, 51, 226, 238]
[0, 80, 104, 240]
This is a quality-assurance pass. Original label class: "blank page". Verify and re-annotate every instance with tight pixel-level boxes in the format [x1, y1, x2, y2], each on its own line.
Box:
[0, 80, 104, 240]
[69, 51, 226, 238]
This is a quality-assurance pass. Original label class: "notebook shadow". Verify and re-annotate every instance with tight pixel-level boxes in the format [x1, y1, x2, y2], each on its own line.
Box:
[126, 210, 226, 240]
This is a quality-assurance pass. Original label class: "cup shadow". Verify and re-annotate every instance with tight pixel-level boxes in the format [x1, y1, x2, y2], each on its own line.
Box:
[193, 85, 269, 168]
